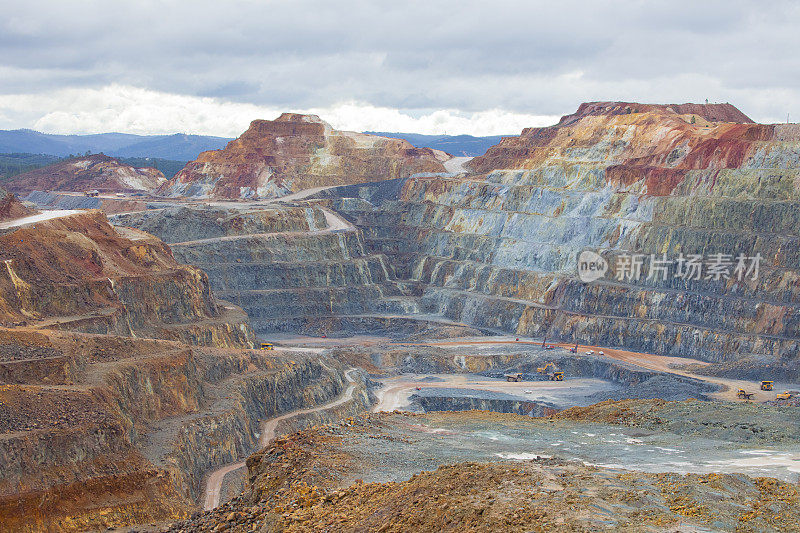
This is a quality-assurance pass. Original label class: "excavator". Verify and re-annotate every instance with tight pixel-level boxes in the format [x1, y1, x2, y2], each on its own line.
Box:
[537, 363, 556, 374]
[537, 363, 564, 381]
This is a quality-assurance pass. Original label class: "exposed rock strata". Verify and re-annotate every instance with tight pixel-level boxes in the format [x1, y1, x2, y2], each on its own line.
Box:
[0, 327, 362, 531]
[158, 113, 449, 199]
[115, 204, 415, 336]
[326, 102, 800, 362]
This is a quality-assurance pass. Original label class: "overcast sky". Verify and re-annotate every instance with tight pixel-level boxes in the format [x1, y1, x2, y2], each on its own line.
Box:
[0, 0, 797, 136]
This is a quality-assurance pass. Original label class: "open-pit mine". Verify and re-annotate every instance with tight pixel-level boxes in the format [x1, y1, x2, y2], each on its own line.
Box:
[3, 104, 800, 532]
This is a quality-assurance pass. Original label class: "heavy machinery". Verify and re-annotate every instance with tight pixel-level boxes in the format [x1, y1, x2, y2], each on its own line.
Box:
[537, 363, 556, 374]
[536, 363, 564, 381]
[776, 391, 793, 400]
[760, 381, 774, 391]
[260, 342, 274, 350]
[504, 373, 523, 382]
[737, 389, 755, 400]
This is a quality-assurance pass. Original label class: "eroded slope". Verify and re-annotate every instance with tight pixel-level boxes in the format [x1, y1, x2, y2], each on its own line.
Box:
[0, 186, 32, 221]
[0, 210, 252, 347]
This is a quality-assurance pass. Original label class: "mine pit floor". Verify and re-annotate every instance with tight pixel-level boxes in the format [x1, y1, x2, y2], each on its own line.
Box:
[342, 412, 800, 485]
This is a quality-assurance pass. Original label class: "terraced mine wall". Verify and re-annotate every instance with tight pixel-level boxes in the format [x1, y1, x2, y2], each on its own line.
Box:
[323, 109, 800, 363]
[0, 327, 363, 531]
[113, 205, 416, 336]
[0, 211, 255, 349]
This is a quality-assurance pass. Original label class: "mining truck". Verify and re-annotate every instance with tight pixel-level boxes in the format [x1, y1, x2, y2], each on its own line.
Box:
[550, 371, 564, 381]
[504, 373, 523, 382]
[260, 342, 274, 350]
[737, 389, 754, 400]
[760, 381, 774, 391]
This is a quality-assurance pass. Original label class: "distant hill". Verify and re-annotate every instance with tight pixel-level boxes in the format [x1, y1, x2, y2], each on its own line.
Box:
[0, 128, 511, 164]
[366, 132, 508, 157]
[0, 153, 63, 180]
[0, 130, 232, 161]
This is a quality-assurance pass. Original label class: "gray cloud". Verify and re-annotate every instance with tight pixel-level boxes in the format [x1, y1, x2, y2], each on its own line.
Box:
[1, 0, 799, 133]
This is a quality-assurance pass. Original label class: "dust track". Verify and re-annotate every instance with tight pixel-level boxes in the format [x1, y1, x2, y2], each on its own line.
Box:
[202, 367, 358, 510]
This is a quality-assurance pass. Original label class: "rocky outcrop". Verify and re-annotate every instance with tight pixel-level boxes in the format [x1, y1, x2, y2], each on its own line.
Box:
[158, 113, 449, 199]
[0, 210, 253, 348]
[3, 154, 165, 194]
[326, 102, 800, 362]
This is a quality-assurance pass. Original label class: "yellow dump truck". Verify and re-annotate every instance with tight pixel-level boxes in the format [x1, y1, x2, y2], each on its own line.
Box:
[260, 342, 274, 351]
[504, 373, 523, 382]
[761, 381, 774, 391]
[550, 371, 564, 381]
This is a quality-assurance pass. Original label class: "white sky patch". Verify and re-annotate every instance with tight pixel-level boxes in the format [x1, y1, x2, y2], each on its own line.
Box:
[0, 85, 558, 137]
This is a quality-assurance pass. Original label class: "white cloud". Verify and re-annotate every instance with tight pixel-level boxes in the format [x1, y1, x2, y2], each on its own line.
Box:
[2, 1, 799, 134]
[0, 85, 557, 136]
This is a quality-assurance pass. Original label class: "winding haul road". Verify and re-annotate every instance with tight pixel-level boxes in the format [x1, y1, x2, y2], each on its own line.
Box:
[203, 367, 358, 510]
[0, 209, 82, 230]
[171, 206, 353, 247]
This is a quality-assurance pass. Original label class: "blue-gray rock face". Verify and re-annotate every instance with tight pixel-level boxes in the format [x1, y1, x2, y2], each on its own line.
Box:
[324, 104, 800, 362]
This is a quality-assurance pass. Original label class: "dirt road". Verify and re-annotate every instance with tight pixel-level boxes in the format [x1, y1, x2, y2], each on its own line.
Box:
[172, 206, 354, 247]
[319, 206, 352, 232]
[203, 367, 358, 510]
[0, 209, 82, 230]
[443, 156, 473, 174]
